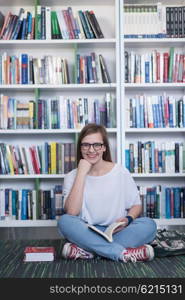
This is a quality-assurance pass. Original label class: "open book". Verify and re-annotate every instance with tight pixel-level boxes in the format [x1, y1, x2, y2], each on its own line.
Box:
[87, 221, 126, 242]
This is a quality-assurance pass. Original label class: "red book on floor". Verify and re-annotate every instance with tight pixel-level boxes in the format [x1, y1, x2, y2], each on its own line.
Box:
[24, 247, 55, 262]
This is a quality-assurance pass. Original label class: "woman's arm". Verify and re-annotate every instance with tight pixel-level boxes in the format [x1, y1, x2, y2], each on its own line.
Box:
[64, 159, 92, 215]
[126, 204, 142, 220]
[114, 204, 142, 233]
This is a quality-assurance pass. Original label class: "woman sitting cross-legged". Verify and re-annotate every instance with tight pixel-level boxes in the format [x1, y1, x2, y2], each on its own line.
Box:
[58, 123, 157, 262]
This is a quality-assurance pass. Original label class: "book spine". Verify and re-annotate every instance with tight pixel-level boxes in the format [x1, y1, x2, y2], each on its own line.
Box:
[21, 54, 28, 84]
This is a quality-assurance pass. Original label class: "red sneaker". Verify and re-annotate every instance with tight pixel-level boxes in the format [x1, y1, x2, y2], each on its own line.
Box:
[62, 243, 94, 260]
[122, 244, 154, 263]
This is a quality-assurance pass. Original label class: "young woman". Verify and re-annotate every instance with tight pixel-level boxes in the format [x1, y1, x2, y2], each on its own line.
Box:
[58, 123, 157, 262]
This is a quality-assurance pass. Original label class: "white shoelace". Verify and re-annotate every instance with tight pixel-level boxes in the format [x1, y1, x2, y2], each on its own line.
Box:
[123, 247, 147, 263]
[70, 245, 91, 260]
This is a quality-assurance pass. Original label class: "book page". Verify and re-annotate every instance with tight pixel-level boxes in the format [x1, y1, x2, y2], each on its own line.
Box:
[87, 221, 126, 242]
[104, 221, 126, 237]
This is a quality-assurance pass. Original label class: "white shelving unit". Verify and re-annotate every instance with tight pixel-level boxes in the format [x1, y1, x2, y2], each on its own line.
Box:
[1, 0, 185, 229]
[0, 0, 121, 228]
[120, 0, 185, 227]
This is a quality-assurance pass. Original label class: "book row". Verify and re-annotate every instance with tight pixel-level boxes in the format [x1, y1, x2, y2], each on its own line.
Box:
[124, 3, 185, 38]
[0, 6, 104, 40]
[125, 48, 185, 84]
[1, 185, 185, 221]
[129, 94, 185, 129]
[0, 52, 111, 85]
[138, 185, 185, 219]
[125, 141, 185, 174]
[0, 93, 116, 130]
[0, 186, 63, 221]
[0, 142, 76, 175]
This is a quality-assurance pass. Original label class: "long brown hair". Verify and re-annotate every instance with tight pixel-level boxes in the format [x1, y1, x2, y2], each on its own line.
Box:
[76, 123, 112, 165]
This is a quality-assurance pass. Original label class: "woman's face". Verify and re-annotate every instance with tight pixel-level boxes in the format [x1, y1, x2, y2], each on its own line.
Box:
[80, 132, 106, 164]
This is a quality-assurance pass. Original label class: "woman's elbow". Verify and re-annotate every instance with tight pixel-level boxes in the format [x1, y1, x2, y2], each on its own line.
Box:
[64, 207, 80, 216]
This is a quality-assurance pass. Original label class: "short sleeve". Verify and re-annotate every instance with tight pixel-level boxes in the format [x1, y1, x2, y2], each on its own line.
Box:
[123, 168, 141, 210]
[63, 169, 77, 205]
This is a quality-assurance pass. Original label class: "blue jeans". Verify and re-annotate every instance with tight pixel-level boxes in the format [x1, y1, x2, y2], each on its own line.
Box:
[58, 214, 157, 261]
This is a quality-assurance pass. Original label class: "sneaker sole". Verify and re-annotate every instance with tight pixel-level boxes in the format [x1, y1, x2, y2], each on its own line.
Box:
[62, 243, 71, 258]
[145, 244, 155, 261]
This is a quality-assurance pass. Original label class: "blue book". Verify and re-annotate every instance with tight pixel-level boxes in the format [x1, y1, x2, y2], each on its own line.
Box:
[27, 11, 32, 39]
[67, 99, 72, 128]
[169, 99, 174, 127]
[145, 61, 150, 83]
[41, 7, 46, 39]
[11, 8, 25, 40]
[159, 96, 164, 127]
[156, 97, 162, 128]
[87, 55, 94, 83]
[125, 149, 130, 171]
[139, 97, 144, 128]
[151, 141, 155, 173]
[78, 10, 91, 39]
[94, 99, 100, 124]
[21, 54, 28, 84]
[165, 187, 171, 219]
[152, 102, 157, 128]
[12, 190, 18, 219]
[173, 187, 181, 218]
[21, 189, 28, 220]
[5, 189, 10, 218]
[21, 17, 27, 39]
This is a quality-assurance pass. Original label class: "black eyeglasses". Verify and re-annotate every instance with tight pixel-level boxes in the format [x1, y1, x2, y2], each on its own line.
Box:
[81, 143, 104, 151]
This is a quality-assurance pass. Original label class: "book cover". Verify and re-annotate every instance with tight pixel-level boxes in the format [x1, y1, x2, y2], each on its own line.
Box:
[87, 221, 126, 242]
[99, 54, 111, 83]
[24, 246, 55, 262]
[87, 10, 104, 39]
[0, 11, 4, 33]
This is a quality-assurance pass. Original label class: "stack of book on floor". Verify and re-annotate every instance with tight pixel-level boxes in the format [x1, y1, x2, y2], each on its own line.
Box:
[24, 246, 55, 262]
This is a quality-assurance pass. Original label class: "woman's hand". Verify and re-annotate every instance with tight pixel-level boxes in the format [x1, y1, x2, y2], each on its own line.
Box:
[77, 159, 92, 176]
[113, 217, 128, 233]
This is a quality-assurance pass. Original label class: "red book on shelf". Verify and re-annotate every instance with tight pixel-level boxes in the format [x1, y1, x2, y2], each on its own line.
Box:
[163, 52, 169, 83]
[24, 246, 55, 262]
[29, 147, 40, 174]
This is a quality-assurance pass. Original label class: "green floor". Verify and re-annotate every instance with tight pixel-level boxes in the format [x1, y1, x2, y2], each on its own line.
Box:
[0, 239, 185, 278]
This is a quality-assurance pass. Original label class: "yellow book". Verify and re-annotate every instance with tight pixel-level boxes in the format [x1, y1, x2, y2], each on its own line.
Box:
[29, 101, 34, 129]
[50, 142, 57, 174]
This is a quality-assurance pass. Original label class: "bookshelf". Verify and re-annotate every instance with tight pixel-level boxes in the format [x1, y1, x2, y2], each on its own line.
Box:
[0, 0, 121, 227]
[121, 0, 185, 226]
[1, 0, 185, 230]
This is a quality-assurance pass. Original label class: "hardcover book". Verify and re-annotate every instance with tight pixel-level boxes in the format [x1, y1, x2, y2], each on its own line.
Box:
[24, 246, 55, 262]
[87, 221, 126, 242]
